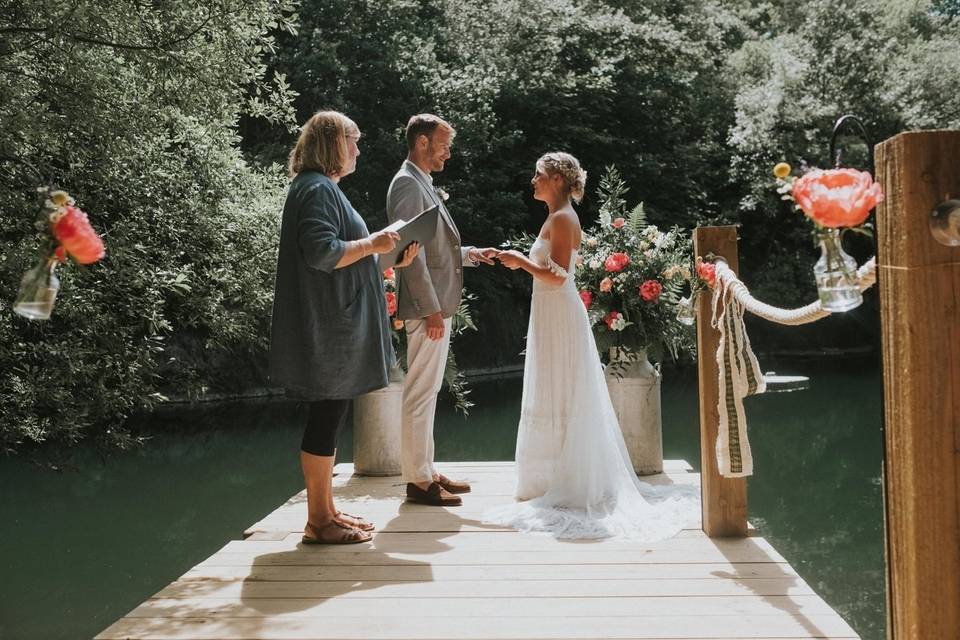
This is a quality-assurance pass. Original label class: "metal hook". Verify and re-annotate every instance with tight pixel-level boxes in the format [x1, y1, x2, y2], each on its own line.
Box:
[829, 115, 874, 173]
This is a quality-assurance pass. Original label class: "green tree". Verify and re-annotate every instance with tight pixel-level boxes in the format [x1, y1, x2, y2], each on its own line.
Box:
[0, 0, 297, 452]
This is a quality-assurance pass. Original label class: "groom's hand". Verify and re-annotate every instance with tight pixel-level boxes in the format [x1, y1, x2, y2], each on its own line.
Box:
[425, 312, 445, 341]
[468, 247, 499, 265]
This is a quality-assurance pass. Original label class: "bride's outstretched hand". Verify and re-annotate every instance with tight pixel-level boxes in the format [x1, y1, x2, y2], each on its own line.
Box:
[497, 250, 524, 270]
[395, 242, 420, 269]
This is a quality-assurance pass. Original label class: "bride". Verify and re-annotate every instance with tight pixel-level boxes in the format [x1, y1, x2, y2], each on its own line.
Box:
[489, 152, 698, 539]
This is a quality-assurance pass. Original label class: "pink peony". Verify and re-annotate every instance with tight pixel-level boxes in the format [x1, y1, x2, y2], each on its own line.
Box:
[599, 277, 613, 292]
[612, 217, 626, 229]
[639, 279, 662, 302]
[579, 290, 593, 310]
[603, 310, 622, 329]
[791, 168, 884, 228]
[385, 291, 398, 316]
[51, 206, 105, 264]
[604, 252, 630, 272]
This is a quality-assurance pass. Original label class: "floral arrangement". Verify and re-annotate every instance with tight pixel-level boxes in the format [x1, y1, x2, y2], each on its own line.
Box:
[14, 187, 106, 320]
[382, 268, 477, 413]
[574, 167, 695, 363]
[773, 161, 883, 312]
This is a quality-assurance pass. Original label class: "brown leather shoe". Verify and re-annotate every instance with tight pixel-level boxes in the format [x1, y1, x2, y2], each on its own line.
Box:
[436, 474, 471, 494]
[406, 482, 462, 506]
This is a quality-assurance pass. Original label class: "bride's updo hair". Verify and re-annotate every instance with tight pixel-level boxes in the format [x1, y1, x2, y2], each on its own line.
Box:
[537, 152, 587, 203]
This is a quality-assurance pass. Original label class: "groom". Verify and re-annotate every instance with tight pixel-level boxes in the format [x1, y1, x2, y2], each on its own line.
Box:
[386, 114, 498, 506]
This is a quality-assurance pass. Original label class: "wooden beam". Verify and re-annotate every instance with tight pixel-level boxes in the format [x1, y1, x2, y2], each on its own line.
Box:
[693, 226, 748, 537]
[876, 130, 960, 640]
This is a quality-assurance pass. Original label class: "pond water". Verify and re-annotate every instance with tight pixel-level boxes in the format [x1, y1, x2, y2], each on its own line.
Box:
[0, 358, 885, 639]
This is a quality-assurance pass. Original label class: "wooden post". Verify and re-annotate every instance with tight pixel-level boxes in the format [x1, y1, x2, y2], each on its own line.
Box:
[876, 130, 960, 639]
[693, 226, 748, 537]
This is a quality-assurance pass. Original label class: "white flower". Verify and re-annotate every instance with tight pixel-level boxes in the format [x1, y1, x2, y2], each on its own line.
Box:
[588, 259, 601, 270]
[654, 233, 671, 249]
[611, 316, 627, 331]
[644, 225, 659, 239]
[586, 237, 598, 248]
[435, 187, 449, 201]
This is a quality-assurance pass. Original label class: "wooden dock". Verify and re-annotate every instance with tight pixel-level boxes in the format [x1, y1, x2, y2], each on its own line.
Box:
[96, 461, 860, 639]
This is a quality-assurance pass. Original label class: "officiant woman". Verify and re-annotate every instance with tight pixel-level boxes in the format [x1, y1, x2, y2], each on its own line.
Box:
[270, 110, 417, 545]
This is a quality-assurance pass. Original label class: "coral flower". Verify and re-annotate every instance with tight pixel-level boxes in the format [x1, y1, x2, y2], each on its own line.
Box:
[791, 168, 884, 228]
[384, 291, 398, 316]
[393, 319, 404, 330]
[603, 310, 622, 330]
[696, 258, 716, 288]
[639, 279, 662, 302]
[579, 290, 593, 310]
[604, 252, 630, 272]
[611, 217, 626, 229]
[599, 277, 613, 293]
[383, 267, 396, 281]
[51, 206, 105, 264]
[773, 162, 791, 179]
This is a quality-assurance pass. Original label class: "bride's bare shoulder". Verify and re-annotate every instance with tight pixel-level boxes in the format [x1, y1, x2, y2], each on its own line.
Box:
[545, 209, 582, 244]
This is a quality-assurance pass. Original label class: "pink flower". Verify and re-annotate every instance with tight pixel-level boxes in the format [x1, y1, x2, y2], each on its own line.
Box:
[51, 206, 105, 264]
[383, 267, 396, 280]
[696, 258, 716, 288]
[604, 252, 630, 272]
[791, 168, 884, 228]
[612, 217, 626, 229]
[599, 277, 613, 293]
[579, 290, 593, 309]
[603, 310, 621, 330]
[639, 279, 662, 302]
[393, 319, 404, 330]
[385, 291, 398, 316]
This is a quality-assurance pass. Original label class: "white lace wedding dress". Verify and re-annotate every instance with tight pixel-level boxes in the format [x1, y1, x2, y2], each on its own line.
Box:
[484, 236, 699, 539]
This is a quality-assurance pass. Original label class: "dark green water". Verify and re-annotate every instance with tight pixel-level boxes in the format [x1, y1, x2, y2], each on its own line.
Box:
[0, 359, 885, 639]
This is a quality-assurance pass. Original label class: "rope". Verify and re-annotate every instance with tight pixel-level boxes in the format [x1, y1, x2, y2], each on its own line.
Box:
[712, 257, 877, 326]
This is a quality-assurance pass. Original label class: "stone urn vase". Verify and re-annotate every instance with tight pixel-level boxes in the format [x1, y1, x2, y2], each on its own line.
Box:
[604, 347, 663, 475]
[352, 364, 404, 476]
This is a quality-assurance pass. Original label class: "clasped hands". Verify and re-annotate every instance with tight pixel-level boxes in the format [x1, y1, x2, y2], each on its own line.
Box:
[467, 247, 525, 270]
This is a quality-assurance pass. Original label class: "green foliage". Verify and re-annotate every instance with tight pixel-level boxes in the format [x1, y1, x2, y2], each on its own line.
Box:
[3, 0, 959, 455]
[0, 0, 296, 452]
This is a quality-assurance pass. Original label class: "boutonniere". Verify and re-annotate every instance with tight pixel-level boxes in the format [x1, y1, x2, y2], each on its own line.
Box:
[435, 186, 449, 201]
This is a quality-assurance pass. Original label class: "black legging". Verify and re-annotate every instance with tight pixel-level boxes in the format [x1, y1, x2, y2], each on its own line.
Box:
[301, 399, 350, 456]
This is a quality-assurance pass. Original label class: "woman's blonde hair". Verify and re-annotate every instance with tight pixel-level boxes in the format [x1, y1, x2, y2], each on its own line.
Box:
[287, 110, 359, 178]
[537, 152, 587, 203]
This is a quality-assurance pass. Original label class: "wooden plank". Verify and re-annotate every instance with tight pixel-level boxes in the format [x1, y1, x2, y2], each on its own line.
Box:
[157, 576, 816, 599]
[182, 561, 800, 582]
[693, 226, 748, 538]
[125, 594, 836, 618]
[219, 531, 783, 555]
[97, 613, 857, 639]
[199, 547, 784, 566]
[334, 460, 695, 473]
[876, 129, 960, 640]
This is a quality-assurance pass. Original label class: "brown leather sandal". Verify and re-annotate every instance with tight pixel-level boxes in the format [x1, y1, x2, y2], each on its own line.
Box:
[335, 511, 375, 532]
[301, 520, 372, 545]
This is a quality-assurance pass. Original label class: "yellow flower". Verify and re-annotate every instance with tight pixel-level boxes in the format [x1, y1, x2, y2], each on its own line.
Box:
[773, 163, 791, 179]
[50, 190, 71, 206]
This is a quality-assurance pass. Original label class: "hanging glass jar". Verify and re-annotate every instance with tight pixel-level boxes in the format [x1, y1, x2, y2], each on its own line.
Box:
[675, 295, 696, 326]
[14, 255, 60, 320]
[813, 228, 862, 312]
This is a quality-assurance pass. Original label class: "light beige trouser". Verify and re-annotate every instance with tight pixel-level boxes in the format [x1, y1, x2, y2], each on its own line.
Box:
[401, 316, 453, 483]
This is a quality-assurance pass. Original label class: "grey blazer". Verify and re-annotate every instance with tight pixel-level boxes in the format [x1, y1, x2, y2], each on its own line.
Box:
[385, 160, 475, 320]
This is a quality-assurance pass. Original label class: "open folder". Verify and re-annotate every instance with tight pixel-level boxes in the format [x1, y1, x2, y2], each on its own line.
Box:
[377, 205, 440, 270]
